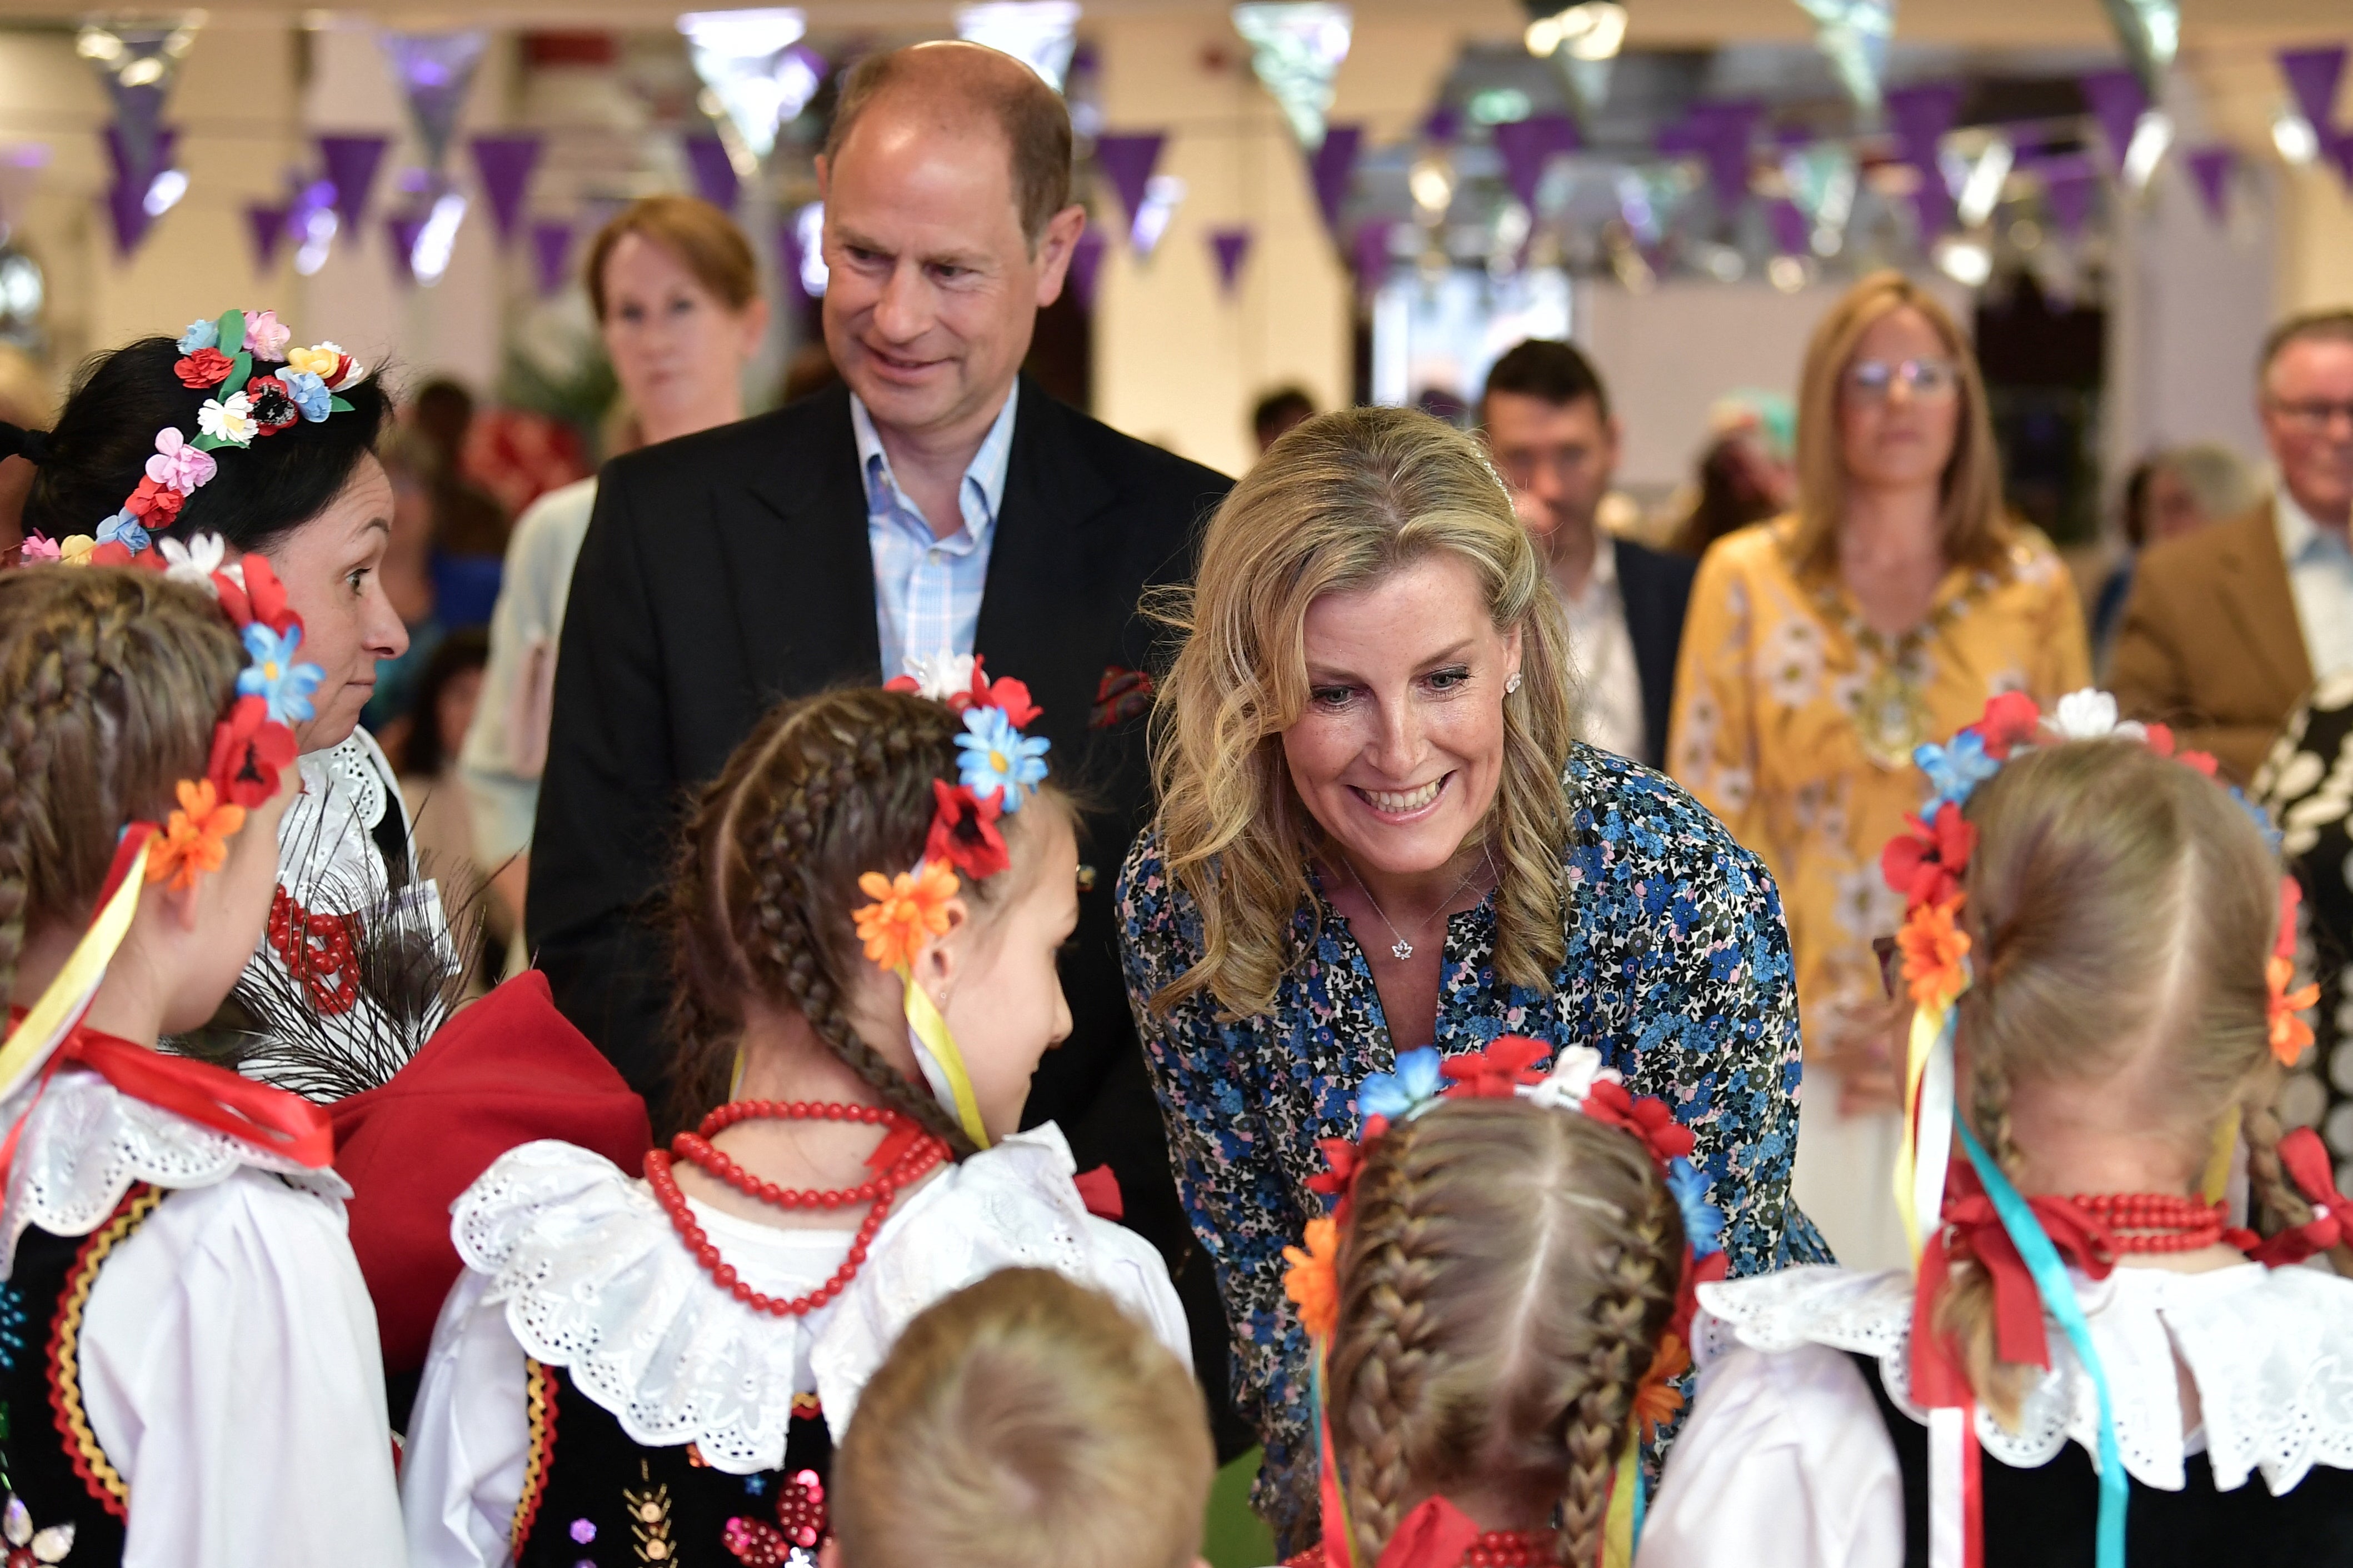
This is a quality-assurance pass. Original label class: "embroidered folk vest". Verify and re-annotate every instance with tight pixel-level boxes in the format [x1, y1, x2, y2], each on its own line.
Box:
[508, 1360, 833, 1567]
[1852, 1352, 2353, 1565]
[0, 1184, 171, 1566]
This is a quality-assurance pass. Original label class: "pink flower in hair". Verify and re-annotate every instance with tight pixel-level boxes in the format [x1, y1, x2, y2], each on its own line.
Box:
[18, 532, 58, 562]
[145, 428, 218, 495]
[243, 309, 292, 362]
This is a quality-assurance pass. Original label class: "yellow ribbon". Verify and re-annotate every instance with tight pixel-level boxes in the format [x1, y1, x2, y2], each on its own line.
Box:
[0, 838, 152, 1098]
[2200, 1103, 2241, 1206]
[901, 966, 991, 1150]
[1600, 1426, 1641, 1568]
[1893, 1001, 1953, 1263]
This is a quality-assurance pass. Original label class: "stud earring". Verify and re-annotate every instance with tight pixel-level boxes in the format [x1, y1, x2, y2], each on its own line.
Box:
[1505, 672, 1522, 694]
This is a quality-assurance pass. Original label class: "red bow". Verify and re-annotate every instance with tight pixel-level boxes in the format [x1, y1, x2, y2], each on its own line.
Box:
[1438, 1035, 1550, 1100]
[2249, 1127, 2349, 1268]
[1910, 1164, 2116, 1407]
[1371, 1496, 1481, 1568]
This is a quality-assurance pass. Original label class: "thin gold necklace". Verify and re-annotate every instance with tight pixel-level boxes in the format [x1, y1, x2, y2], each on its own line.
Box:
[1336, 850, 1492, 961]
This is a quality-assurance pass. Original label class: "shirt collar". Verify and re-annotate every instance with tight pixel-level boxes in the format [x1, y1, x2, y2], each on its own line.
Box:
[849, 382, 1020, 538]
[1558, 529, 1620, 615]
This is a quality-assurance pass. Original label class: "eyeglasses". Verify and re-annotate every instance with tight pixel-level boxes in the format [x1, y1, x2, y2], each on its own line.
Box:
[2267, 399, 2353, 434]
[1845, 358, 1960, 403]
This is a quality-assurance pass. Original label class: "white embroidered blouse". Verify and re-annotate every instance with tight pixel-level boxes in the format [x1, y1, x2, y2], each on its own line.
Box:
[401, 1123, 1191, 1568]
[0, 1068, 405, 1568]
[1638, 1263, 2353, 1568]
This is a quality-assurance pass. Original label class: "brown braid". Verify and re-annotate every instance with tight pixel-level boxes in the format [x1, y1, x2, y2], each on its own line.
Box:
[663, 687, 1067, 1148]
[0, 568, 242, 1004]
[1325, 1100, 1683, 1568]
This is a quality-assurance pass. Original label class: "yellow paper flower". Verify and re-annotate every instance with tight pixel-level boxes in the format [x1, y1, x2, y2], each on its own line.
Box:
[146, 778, 247, 893]
[57, 534, 97, 566]
[285, 344, 341, 379]
[1281, 1215, 1340, 1341]
[1897, 895, 1971, 1008]
[850, 859, 961, 970]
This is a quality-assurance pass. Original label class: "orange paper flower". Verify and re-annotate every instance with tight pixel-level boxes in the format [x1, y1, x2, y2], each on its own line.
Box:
[2269, 954, 2319, 1067]
[145, 778, 246, 893]
[1281, 1215, 1341, 1341]
[1633, 1332, 1692, 1440]
[1897, 896, 1971, 1008]
[850, 859, 961, 970]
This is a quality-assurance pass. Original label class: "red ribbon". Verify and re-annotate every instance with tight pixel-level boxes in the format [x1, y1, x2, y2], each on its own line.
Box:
[1072, 1164, 1125, 1221]
[1910, 1164, 2117, 1407]
[1372, 1496, 1482, 1568]
[2248, 1126, 2349, 1268]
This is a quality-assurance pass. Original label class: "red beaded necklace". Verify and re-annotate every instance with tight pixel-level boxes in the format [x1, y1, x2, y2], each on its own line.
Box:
[2064, 1191, 2236, 1254]
[1462, 1529, 1553, 1568]
[645, 1100, 951, 1318]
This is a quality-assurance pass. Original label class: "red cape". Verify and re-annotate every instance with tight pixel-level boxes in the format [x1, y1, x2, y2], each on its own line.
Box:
[331, 971, 652, 1376]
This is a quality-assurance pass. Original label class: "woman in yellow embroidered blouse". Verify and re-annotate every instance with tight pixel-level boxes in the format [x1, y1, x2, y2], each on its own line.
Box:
[1667, 272, 2090, 1270]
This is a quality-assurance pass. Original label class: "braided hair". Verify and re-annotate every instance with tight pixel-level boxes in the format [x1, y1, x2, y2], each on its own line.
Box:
[665, 685, 1067, 1146]
[1324, 1098, 1685, 1568]
[0, 567, 244, 1004]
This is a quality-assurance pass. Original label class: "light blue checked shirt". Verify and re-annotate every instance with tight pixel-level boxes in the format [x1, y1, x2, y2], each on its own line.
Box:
[855, 384, 1020, 682]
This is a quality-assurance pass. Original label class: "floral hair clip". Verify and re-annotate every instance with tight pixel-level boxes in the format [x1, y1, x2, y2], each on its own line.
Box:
[849, 661, 1053, 1150]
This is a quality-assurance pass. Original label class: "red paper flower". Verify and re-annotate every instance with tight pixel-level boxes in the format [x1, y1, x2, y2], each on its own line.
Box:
[966, 665, 1042, 728]
[2142, 722, 2176, 757]
[1582, 1079, 1697, 1163]
[1974, 691, 2041, 760]
[174, 347, 234, 388]
[216, 551, 297, 634]
[1438, 1034, 1551, 1099]
[124, 475, 187, 523]
[1880, 801, 1976, 910]
[206, 695, 298, 808]
[1306, 1136, 1362, 1218]
[2178, 749, 2219, 778]
[246, 375, 299, 435]
[924, 779, 1009, 881]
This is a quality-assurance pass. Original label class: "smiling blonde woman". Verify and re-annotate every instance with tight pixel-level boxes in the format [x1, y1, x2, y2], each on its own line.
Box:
[1115, 404, 1826, 1552]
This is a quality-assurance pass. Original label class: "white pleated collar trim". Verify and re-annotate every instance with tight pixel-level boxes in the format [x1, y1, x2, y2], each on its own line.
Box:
[1696, 1263, 2353, 1495]
[453, 1124, 1110, 1472]
[0, 1068, 348, 1268]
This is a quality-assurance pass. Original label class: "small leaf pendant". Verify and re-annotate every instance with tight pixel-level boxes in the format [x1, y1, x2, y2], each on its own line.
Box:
[1391, 938, 1413, 960]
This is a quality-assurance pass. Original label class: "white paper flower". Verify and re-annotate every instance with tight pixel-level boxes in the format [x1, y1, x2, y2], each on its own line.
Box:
[158, 531, 227, 590]
[2044, 688, 2144, 743]
[902, 652, 980, 703]
[1519, 1044, 1622, 1113]
[198, 391, 257, 445]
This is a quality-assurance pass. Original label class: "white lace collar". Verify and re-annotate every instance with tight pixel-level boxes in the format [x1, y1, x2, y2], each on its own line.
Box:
[454, 1123, 1117, 1472]
[282, 730, 397, 910]
[1697, 1263, 2353, 1495]
[0, 1068, 348, 1268]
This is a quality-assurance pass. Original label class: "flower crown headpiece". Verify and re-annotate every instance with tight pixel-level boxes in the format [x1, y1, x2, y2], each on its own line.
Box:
[19, 308, 364, 567]
[1880, 687, 2323, 1568]
[845, 655, 1051, 1149]
[1281, 1038, 1726, 1568]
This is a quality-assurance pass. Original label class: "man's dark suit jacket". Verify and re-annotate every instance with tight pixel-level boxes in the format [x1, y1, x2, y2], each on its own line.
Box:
[1617, 535, 1700, 770]
[528, 376, 1233, 1412]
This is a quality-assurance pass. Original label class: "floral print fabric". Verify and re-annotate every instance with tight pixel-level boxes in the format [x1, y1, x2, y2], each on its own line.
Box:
[1117, 744, 1827, 1548]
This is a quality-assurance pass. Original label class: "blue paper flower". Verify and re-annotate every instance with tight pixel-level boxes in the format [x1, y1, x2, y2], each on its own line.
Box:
[1358, 1046, 1445, 1123]
[1666, 1156, 1725, 1258]
[956, 705, 1051, 811]
[1915, 730, 1999, 811]
[95, 510, 150, 552]
[281, 368, 333, 422]
[238, 622, 322, 724]
[2230, 786, 2285, 853]
[176, 318, 219, 354]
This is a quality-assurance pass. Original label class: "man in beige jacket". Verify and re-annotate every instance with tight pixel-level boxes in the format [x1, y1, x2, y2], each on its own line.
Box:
[2111, 309, 2353, 781]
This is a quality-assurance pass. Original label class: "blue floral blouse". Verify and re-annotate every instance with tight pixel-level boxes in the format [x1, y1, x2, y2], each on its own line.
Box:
[1116, 744, 1828, 1546]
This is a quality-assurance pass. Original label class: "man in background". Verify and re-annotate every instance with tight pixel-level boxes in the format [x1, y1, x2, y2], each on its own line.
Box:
[1250, 385, 1316, 453]
[1480, 339, 1695, 770]
[2112, 310, 2353, 779]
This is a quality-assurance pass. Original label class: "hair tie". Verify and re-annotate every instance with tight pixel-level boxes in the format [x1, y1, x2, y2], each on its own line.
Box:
[0, 423, 47, 465]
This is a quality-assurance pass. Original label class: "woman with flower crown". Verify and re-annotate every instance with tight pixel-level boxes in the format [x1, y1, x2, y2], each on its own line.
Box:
[2, 309, 462, 1097]
[1640, 690, 2353, 1568]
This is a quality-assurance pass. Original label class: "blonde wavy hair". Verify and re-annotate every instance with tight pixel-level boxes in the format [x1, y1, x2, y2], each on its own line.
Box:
[1787, 269, 2010, 578]
[1147, 405, 1577, 1020]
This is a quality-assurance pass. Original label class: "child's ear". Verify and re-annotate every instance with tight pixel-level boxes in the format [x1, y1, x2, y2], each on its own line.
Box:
[911, 896, 970, 1005]
[156, 871, 206, 934]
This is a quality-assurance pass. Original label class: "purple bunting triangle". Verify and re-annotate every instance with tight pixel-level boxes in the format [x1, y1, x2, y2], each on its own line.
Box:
[2184, 146, 2233, 223]
[1696, 102, 1762, 211]
[1308, 123, 1363, 240]
[1912, 178, 1955, 240]
[1423, 105, 1461, 146]
[386, 211, 427, 285]
[2279, 46, 2347, 133]
[244, 203, 289, 274]
[529, 219, 574, 297]
[468, 134, 542, 248]
[101, 126, 179, 258]
[1885, 83, 1965, 176]
[1208, 226, 1251, 295]
[1768, 198, 1810, 256]
[2041, 157, 2099, 238]
[318, 134, 390, 234]
[2326, 127, 2353, 192]
[1093, 132, 1165, 241]
[1067, 226, 1106, 310]
[2079, 69, 2149, 176]
[683, 134, 738, 211]
[1352, 217, 1398, 292]
[1493, 114, 1578, 211]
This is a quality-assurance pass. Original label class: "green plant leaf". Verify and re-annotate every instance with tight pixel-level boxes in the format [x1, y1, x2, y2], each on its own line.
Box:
[215, 309, 245, 354]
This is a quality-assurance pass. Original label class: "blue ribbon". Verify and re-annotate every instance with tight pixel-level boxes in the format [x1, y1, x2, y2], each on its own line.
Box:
[1955, 1119, 2127, 1568]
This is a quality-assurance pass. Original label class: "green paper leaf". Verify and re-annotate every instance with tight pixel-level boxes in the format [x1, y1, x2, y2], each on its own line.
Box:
[327, 396, 354, 413]
[192, 433, 251, 452]
[215, 309, 244, 355]
[226, 351, 253, 392]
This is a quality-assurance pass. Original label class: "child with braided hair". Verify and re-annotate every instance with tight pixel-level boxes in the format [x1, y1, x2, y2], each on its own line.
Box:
[1277, 1042, 1721, 1568]
[0, 564, 404, 1565]
[1641, 693, 2353, 1568]
[403, 677, 1188, 1568]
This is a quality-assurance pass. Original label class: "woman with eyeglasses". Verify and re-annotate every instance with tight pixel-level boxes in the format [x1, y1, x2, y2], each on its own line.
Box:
[1665, 269, 2089, 1271]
